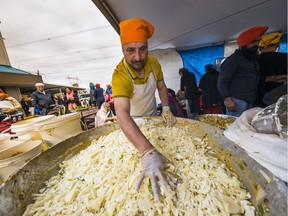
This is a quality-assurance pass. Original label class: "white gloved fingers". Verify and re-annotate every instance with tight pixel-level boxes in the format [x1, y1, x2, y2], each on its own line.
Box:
[162, 111, 176, 127]
[135, 172, 146, 191]
[139, 148, 173, 201]
[157, 171, 170, 195]
[168, 116, 176, 127]
[162, 113, 168, 124]
[162, 155, 171, 164]
[151, 175, 160, 202]
[165, 171, 178, 185]
[171, 115, 176, 125]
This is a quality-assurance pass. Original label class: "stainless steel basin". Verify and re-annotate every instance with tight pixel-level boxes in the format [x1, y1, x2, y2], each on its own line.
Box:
[0, 117, 286, 216]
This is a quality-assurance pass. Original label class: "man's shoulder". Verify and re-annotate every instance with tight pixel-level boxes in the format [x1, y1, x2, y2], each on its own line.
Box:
[227, 50, 242, 59]
[147, 56, 160, 65]
[222, 50, 242, 65]
[31, 91, 38, 96]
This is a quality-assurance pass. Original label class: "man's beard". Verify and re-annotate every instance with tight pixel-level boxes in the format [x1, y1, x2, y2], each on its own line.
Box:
[131, 60, 145, 72]
[241, 46, 259, 61]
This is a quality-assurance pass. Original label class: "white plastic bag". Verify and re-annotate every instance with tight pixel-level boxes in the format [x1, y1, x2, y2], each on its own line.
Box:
[224, 107, 287, 182]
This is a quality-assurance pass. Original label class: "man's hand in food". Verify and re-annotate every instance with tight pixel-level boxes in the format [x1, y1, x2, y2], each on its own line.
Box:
[161, 106, 176, 127]
[136, 147, 170, 201]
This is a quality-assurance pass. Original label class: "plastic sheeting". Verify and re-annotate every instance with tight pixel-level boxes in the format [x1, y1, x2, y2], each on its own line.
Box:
[178, 45, 224, 83]
[224, 108, 287, 182]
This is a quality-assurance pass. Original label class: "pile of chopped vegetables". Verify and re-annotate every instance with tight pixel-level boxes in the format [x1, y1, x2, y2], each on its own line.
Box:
[24, 119, 254, 216]
[198, 115, 236, 129]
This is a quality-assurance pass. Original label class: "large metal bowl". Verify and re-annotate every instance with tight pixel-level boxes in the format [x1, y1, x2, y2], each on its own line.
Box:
[197, 114, 237, 129]
[0, 117, 287, 216]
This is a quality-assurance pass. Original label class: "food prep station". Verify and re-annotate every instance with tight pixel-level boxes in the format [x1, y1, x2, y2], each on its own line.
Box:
[0, 117, 286, 215]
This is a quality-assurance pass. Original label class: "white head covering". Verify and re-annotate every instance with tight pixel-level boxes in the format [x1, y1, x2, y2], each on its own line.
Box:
[95, 103, 113, 127]
[35, 83, 44, 87]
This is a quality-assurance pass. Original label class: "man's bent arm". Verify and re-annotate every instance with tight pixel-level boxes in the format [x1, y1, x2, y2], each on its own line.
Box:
[114, 97, 153, 153]
[157, 80, 169, 107]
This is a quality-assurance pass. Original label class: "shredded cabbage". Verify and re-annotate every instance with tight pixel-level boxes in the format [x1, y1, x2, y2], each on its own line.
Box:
[23, 119, 254, 216]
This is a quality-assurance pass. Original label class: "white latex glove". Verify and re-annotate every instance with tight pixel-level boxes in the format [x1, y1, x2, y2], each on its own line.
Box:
[161, 106, 176, 127]
[136, 148, 170, 201]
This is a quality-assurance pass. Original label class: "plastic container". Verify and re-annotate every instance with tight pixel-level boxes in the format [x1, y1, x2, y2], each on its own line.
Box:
[0, 140, 42, 182]
[35, 113, 82, 147]
[10, 115, 55, 139]
[0, 133, 11, 144]
[0, 134, 32, 152]
[251, 94, 287, 138]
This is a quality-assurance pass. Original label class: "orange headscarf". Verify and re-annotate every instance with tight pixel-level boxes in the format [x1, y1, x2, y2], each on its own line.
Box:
[237, 26, 268, 48]
[0, 93, 8, 98]
[120, 18, 154, 45]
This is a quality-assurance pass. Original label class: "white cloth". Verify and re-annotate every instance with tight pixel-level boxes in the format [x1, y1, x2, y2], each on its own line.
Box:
[224, 108, 287, 182]
[0, 99, 14, 109]
[95, 104, 114, 127]
[124, 61, 157, 117]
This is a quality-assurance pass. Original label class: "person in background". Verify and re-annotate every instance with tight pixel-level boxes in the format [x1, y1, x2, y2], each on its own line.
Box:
[94, 83, 104, 109]
[0, 92, 23, 117]
[105, 83, 112, 95]
[31, 83, 55, 115]
[103, 91, 108, 102]
[217, 26, 268, 117]
[257, 32, 287, 107]
[105, 93, 116, 115]
[167, 88, 185, 117]
[199, 64, 223, 114]
[95, 102, 116, 127]
[63, 87, 79, 111]
[20, 96, 32, 116]
[111, 17, 176, 201]
[53, 93, 65, 106]
[89, 82, 96, 106]
[179, 68, 200, 119]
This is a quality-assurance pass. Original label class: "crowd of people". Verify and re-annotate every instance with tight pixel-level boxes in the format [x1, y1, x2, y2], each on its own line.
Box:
[174, 27, 287, 118]
[0, 24, 286, 127]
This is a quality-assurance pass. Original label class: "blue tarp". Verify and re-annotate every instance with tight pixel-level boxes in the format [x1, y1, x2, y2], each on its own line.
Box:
[178, 45, 224, 84]
[279, 33, 287, 53]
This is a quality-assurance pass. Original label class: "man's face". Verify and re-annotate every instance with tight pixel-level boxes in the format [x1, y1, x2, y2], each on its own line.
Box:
[37, 86, 44, 91]
[246, 37, 261, 50]
[242, 36, 261, 60]
[122, 42, 148, 72]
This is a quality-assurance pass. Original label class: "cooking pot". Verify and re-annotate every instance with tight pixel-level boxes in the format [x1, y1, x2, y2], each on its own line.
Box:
[0, 117, 286, 215]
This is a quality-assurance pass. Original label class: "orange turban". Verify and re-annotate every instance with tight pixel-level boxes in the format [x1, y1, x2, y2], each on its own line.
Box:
[237, 26, 268, 48]
[95, 83, 100, 88]
[120, 18, 154, 45]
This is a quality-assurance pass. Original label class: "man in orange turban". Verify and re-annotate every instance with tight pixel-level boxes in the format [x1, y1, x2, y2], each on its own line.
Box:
[217, 26, 268, 117]
[112, 17, 176, 201]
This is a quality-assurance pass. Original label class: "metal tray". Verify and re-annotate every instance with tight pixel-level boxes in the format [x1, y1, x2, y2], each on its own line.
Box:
[0, 117, 286, 216]
[197, 114, 237, 129]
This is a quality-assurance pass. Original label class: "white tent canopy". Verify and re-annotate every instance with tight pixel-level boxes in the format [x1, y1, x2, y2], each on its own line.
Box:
[0, 0, 286, 89]
[93, 0, 287, 50]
